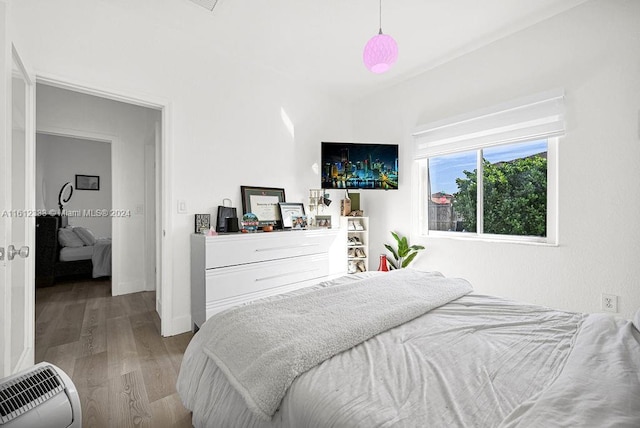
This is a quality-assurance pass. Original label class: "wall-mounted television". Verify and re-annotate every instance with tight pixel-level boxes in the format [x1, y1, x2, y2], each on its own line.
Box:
[321, 142, 398, 190]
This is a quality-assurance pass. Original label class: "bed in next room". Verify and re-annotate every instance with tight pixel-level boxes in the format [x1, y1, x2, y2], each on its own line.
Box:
[177, 269, 640, 427]
[35, 215, 112, 287]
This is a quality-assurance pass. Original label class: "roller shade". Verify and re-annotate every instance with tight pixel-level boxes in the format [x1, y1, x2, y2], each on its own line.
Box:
[413, 89, 565, 159]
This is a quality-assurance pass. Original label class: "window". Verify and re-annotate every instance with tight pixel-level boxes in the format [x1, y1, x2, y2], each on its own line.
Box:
[426, 139, 551, 239]
[414, 90, 563, 244]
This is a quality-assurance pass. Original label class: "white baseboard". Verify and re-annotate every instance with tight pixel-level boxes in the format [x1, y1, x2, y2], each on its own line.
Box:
[113, 279, 145, 296]
[167, 314, 192, 337]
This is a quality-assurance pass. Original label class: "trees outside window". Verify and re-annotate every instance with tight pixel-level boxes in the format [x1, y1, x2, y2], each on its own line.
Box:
[427, 139, 548, 239]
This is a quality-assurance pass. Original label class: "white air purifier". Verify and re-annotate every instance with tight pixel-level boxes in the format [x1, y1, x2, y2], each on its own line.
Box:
[0, 362, 81, 427]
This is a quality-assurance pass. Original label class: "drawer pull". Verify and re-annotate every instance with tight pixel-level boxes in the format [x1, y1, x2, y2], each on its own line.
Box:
[255, 268, 320, 282]
[255, 243, 319, 252]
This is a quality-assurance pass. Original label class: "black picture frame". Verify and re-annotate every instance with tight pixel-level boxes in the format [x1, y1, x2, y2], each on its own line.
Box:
[278, 202, 305, 228]
[240, 186, 286, 228]
[194, 214, 211, 234]
[75, 174, 100, 191]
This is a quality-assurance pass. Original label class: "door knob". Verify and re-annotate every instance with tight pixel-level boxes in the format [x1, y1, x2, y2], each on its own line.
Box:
[7, 245, 29, 261]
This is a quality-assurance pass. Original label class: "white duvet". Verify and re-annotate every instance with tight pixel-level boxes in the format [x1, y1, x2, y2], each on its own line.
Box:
[177, 273, 640, 427]
[91, 238, 112, 278]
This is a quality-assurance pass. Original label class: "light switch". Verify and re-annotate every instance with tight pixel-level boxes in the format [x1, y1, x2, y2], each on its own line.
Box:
[177, 200, 187, 214]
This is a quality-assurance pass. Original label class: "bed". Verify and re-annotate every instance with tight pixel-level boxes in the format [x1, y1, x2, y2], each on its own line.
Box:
[177, 269, 640, 427]
[35, 215, 112, 287]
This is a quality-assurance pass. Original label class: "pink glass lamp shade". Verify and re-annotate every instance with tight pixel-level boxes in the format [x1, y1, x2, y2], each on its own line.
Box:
[363, 31, 398, 74]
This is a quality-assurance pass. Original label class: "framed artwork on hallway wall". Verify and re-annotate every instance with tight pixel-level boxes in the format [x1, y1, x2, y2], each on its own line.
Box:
[75, 174, 100, 190]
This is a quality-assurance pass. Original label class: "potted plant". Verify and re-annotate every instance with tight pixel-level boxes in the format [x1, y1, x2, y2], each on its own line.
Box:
[384, 232, 425, 269]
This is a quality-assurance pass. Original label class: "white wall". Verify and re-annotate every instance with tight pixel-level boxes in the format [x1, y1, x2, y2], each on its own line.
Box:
[36, 133, 112, 237]
[352, 0, 640, 319]
[10, 0, 353, 334]
[36, 84, 161, 294]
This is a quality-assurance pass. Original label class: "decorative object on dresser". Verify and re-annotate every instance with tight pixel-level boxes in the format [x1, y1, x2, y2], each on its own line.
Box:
[278, 202, 305, 229]
[315, 215, 332, 228]
[309, 189, 332, 225]
[240, 186, 285, 228]
[241, 213, 259, 232]
[194, 213, 211, 234]
[215, 198, 237, 233]
[291, 215, 308, 230]
[190, 228, 347, 331]
[384, 231, 425, 269]
[341, 216, 369, 274]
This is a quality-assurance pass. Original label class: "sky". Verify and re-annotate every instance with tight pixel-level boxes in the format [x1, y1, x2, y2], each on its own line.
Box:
[429, 139, 547, 194]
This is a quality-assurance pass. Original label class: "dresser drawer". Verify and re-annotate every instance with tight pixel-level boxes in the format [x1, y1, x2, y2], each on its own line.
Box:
[205, 253, 328, 302]
[191, 228, 346, 329]
[205, 229, 339, 269]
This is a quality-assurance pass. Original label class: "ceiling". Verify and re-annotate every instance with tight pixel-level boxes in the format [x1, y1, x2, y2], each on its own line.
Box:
[120, 0, 590, 101]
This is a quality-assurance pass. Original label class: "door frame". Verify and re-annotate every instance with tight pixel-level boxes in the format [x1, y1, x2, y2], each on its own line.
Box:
[35, 75, 175, 336]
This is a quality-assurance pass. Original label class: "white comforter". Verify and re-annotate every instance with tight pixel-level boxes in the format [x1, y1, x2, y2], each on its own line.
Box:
[177, 273, 640, 427]
[200, 270, 472, 420]
[91, 238, 112, 278]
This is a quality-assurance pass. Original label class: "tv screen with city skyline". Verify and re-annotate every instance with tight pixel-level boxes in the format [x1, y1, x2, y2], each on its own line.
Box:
[321, 142, 399, 190]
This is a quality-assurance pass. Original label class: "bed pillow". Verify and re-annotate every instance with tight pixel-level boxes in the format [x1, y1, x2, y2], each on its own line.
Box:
[73, 226, 97, 246]
[58, 227, 85, 248]
[633, 309, 640, 333]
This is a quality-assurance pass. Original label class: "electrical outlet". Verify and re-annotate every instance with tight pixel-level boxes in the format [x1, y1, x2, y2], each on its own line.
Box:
[601, 293, 618, 313]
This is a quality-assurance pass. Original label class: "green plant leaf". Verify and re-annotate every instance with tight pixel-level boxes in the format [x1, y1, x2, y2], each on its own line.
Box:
[402, 252, 418, 268]
[385, 231, 424, 269]
[398, 236, 409, 256]
[384, 244, 399, 261]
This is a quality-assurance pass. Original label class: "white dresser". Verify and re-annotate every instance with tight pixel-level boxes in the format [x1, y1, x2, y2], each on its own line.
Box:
[190, 228, 346, 330]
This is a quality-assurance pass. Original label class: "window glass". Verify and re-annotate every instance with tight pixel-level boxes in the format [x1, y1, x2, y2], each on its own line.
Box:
[482, 140, 547, 237]
[426, 139, 549, 239]
[428, 151, 476, 232]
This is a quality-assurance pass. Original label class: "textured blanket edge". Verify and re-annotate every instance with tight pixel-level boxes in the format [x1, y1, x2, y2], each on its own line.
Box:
[203, 347, 269, 420]
[202, 270, 473, 421]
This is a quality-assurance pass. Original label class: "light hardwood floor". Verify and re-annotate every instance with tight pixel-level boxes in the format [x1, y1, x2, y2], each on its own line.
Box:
[35, 278, 194, 427]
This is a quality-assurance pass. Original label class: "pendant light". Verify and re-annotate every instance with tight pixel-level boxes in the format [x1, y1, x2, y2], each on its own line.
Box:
[363, 0, 398, 73]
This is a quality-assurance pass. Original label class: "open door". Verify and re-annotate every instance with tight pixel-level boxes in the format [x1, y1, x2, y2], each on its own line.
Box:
[0, 0, 36, 377]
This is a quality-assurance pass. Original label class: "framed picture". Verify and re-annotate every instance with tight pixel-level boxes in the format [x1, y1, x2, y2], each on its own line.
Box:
[240, 186, 286, 228]
[291, 215, 308, 230]
[194, 214, 211, 234]
[315, 215, 332, 228]
[75, 174, 100, 191]
[279, 202, 305, 228]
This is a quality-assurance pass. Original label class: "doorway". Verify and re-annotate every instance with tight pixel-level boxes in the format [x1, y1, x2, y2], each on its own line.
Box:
[34, 78, 173, 336]
[36, 134, 113, 238]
